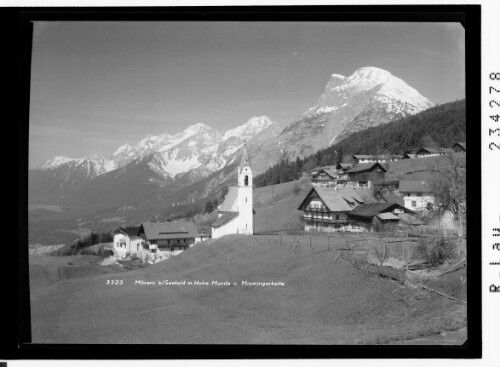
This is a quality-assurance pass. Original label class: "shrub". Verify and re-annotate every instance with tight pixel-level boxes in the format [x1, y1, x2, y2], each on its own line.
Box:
[418, 236, 457, 267]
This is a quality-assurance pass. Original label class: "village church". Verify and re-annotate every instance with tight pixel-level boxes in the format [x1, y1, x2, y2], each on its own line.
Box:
[211, 146, 254, 238]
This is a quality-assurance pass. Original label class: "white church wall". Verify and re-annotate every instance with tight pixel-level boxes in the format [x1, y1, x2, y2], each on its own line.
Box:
[212, 217, 240, 239]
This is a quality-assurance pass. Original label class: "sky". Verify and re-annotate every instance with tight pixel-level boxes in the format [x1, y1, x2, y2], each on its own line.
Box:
[29, 21, 465, 168]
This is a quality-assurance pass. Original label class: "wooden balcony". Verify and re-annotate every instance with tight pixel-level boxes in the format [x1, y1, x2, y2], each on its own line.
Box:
[304, 207, 329, 213]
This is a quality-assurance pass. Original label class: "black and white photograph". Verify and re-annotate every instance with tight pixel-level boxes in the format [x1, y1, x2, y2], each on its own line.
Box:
[19, 7, 480, 353]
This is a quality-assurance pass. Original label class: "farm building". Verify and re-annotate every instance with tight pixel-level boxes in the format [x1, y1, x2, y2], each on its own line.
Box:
[352, 154, 402, 164]
[310, 166, 338, 186]
[346, 162, 387, 186]
[212, 146, 254, 238]
[298, 187, 377, 232]
[139, 221, 199, 252]
[453, 142, 466, 152]
[398, 180, 435, 211]
[195, 224, 212, 242]
[416, 147, 454, 158]
[347, 202, 414, 231]
[402, 153, 418, 159]
[335, 162, 353, 182]
[113, 226, 146, 259]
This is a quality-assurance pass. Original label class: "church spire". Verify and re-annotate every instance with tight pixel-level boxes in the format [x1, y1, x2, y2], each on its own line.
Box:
[239, 144, 251, 171]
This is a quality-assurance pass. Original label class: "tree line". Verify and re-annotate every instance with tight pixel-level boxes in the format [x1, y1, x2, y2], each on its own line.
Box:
[254, 99, 466, 188]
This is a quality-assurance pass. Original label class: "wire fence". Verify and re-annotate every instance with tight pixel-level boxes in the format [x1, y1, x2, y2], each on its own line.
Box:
[252, 231, 464, 267]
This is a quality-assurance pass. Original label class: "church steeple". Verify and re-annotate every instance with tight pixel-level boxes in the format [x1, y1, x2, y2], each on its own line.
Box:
[239, 144, 251, 172]
[238, 144, 252, 187]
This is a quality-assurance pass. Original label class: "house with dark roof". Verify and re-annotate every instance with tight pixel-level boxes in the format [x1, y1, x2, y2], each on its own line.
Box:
[402, 153, 418, 159]
[346, 162, 387, 186]
[112, 226, 146, 258]
[310, 166, 338, 186]
[139, 221, 199, 252]
[335, 162, 353, 182]
[297, 187, 377, 232]
[398, 180, 435, 211]
[347, 202, 413, 231]
[416, 147, 454, 158]
[453, 142, 466, 152]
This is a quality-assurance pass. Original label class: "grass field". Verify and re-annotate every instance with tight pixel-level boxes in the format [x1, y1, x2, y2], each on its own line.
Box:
[30, 234, 466, 344]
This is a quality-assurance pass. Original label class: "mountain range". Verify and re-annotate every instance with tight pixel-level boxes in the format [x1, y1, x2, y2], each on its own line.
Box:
[28, 66, 435, 244]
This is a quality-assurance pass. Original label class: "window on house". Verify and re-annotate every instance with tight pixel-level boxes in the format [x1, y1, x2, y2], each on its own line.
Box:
[412, 201, 417, 207]
[246, 197, 247, 203]
[244, 175, 248, 186]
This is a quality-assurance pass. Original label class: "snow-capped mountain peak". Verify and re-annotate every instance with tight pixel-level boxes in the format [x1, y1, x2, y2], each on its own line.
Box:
[40, 156, 75, 170]
[279, 66, 434, 159]
[222, 116, 278, 141]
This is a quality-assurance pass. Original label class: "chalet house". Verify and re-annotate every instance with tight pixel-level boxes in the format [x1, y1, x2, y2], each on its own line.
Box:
[346, 162, 387, 187]
[352, 154, 402, 164]
[398, 180, 435, 211]
[453, 142, 466, 152]
[113, 226, 146, 258]
[416, 147, 454, 158]
[310, 166, 338, 186]
[347, 202, 413, 231]
[298, 187, 377, 232]
[139, 221, 199, 253]
[402, 153, 417, 159]
[335, 163, 353, 182]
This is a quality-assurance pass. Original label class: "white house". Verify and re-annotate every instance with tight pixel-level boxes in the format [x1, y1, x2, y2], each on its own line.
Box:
[352, 154, 402, 164]
[415, 147, 454, 158]
[113, 226, 146, 258]
[398, 180, 435, 211]
[212, 146, 254, 238]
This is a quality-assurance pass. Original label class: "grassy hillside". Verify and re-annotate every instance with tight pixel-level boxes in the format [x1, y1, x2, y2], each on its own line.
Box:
[31, 234, 466, 344]
[253, 178, 310, 233]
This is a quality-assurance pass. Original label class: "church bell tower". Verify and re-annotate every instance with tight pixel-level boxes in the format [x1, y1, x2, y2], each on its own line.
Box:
[237, 145, 253, 235]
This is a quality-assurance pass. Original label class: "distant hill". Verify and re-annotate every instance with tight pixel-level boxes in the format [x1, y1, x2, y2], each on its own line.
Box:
[255, 99, 465, 187]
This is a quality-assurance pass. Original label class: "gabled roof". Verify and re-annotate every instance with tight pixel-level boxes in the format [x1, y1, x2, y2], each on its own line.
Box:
[298, 187, 376, 212]
[453, 142, 466, 150]
[417, 147, 454, 154]
[312, 167, 337, 179]
[349, 202, 409, 218]
[346, 162, 387, 173]
[212, 212, 239, 228]
[403, 153, 417, 159]
[336, 162, 353, 170]
[140, 221, 199, 240]
[381, 193, 405, 207]
[218, 186, 239, 212]
[114, 226, 141, 237]
[353, 154, 402, 160]
[399, 180, 432, 193]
